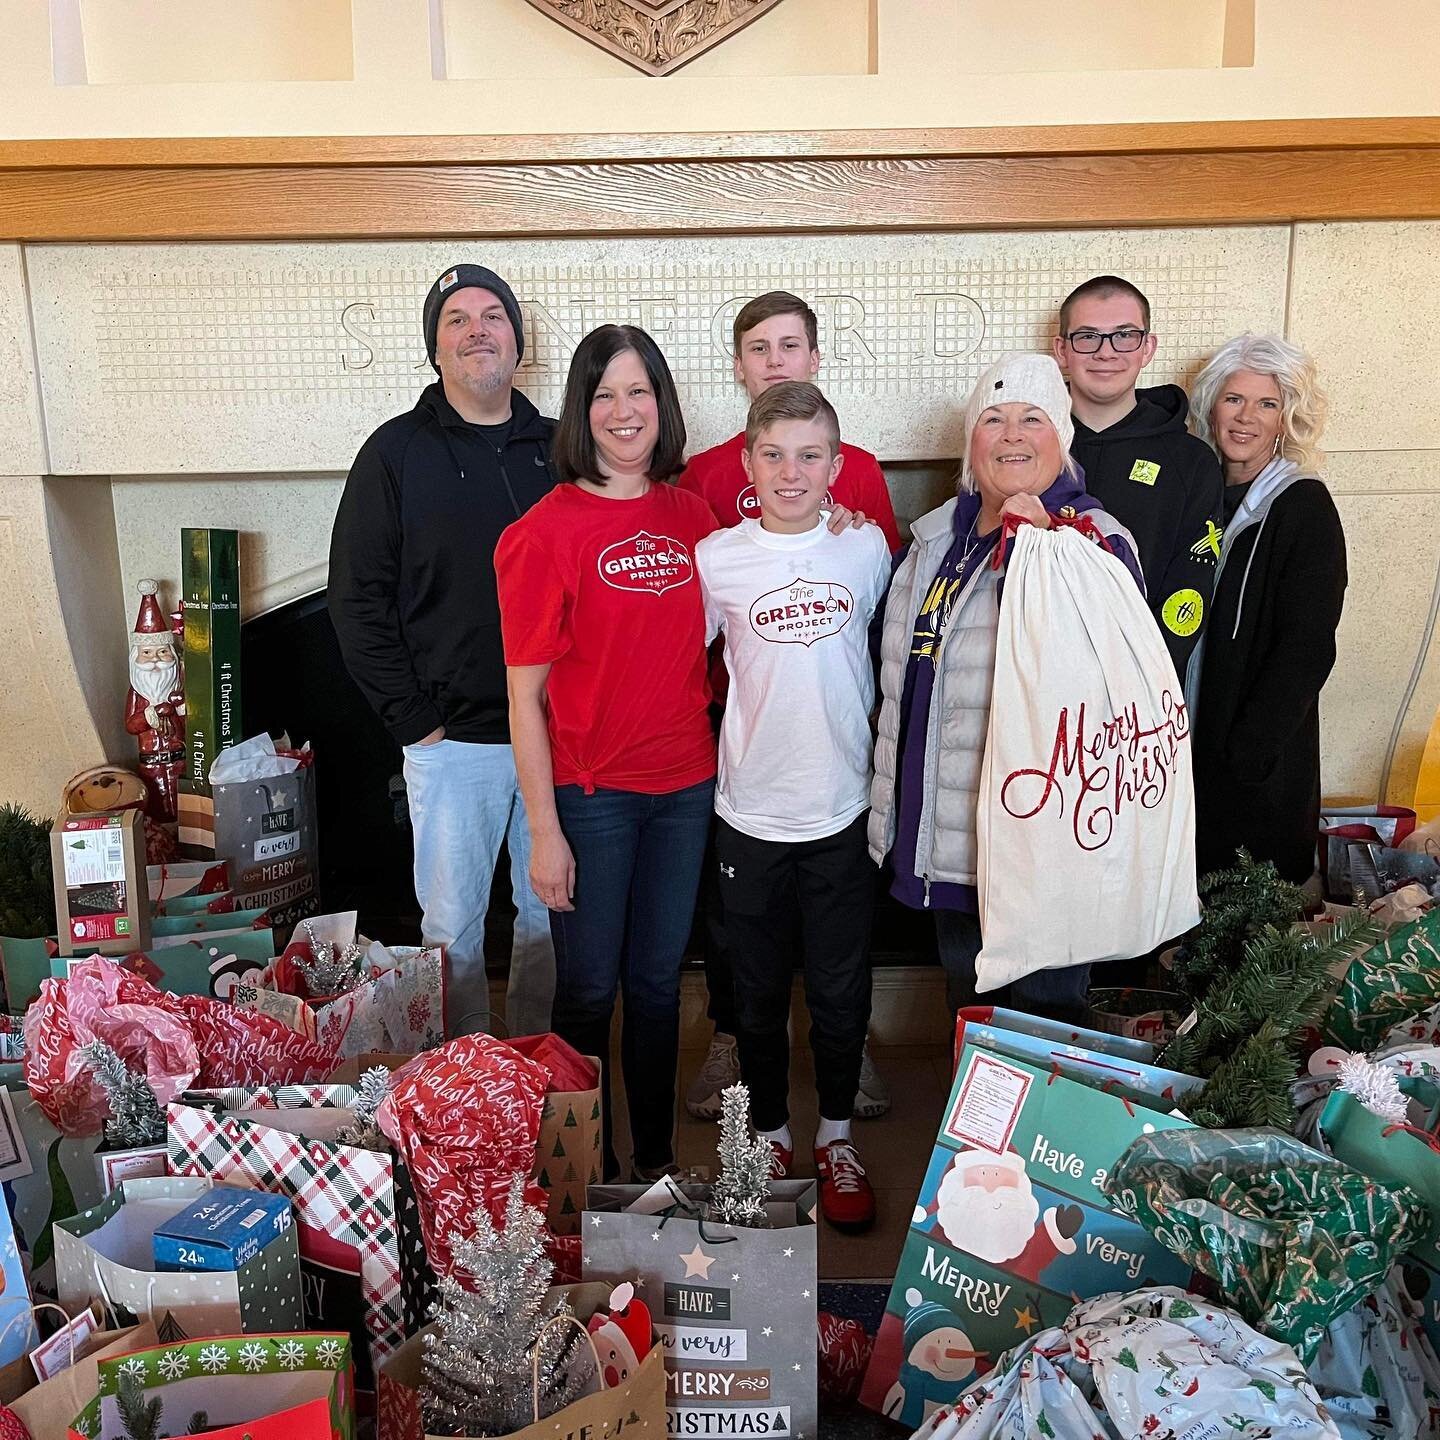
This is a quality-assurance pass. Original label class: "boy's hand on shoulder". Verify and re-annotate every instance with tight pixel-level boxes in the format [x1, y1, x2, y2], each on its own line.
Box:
[827, 505, 879, 535]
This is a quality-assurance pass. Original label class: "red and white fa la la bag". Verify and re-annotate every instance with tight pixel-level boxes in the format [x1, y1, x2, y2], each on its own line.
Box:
[976, 520, 1199, 990]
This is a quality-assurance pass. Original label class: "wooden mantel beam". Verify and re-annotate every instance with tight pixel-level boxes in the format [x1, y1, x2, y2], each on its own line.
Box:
[2, 121, 1438, 240]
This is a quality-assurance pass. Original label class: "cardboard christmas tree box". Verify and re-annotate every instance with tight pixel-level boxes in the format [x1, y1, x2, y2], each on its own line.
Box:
[858, 1041, 1198, 1428]
[179, 527, 241, 854]
[51, 810, 149, 958]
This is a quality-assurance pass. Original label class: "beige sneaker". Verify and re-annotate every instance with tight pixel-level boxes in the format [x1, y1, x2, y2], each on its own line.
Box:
[684, 1032, 740, 1120]
[852, 1042, 891, 1119]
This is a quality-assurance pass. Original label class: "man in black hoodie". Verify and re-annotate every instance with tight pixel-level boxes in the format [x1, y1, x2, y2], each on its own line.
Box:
[329, 264, 557, 1037]
[1054, 276, 1224, 679]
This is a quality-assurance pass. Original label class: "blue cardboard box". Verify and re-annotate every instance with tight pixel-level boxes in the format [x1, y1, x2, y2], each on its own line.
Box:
[152, 1184, 292, 1272]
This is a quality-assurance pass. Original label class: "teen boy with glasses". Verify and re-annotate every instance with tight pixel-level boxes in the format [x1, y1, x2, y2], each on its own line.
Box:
[1054, 275, 1223, 678]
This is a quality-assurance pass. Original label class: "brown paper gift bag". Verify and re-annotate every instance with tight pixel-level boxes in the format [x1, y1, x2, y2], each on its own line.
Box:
[376, 1282, 664, 1440]
[534, 1058, 602, 1237]
[0, 1313, 158, 1436]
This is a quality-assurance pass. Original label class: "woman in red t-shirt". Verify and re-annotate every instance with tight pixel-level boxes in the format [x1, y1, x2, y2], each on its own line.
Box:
[498, 324, 718, 1182]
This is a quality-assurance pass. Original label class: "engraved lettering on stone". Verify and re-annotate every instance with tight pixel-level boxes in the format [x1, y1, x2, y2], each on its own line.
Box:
[813, 293, 875, 366]
[522, 0, 787, 78]
[339, 302, 376, 372]
[917, 293, 986, 361]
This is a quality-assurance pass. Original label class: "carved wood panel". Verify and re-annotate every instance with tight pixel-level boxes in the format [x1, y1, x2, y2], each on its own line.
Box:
[521, 0, 785, 76]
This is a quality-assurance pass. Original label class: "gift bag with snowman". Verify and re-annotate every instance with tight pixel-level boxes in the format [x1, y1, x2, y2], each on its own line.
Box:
[976, 521, 1200, 989]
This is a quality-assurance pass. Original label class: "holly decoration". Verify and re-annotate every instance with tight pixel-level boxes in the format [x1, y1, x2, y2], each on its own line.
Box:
[1117, 1347, 1139, 1372]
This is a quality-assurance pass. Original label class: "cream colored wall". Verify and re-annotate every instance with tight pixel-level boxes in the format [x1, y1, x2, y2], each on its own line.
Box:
[78, 0, 354, 84]
[2, 0, 1439, 137]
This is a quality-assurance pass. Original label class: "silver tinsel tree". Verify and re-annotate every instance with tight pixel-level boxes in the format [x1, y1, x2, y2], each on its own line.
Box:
[81, 1039, 165, 1148]
[337, 1064, 391, 1151]
[709, 1083, 772, 1229]
[421, 1174, 590, 1437]
[295, 919, 366, 996]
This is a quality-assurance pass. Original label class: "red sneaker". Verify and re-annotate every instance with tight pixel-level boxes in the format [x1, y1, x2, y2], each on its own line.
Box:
[766, 1139, 794, 1179]
[814, 1141, 876, 1232]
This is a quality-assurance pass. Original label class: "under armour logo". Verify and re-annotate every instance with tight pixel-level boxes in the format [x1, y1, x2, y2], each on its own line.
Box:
[719, 862, 735, 878]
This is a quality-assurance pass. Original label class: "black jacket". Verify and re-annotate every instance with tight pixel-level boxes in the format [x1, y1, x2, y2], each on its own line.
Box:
[328, 384, 556, 746]
[1071, 385, 1224, 675]
[1191, 477, 1347, 883]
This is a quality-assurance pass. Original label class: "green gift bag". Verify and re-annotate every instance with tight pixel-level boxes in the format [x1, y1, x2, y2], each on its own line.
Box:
[1325, 909, 1440, 1052]
[1106, 1127, 1432, 1361]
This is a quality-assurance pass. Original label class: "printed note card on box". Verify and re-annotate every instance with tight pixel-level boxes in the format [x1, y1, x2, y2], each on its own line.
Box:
[180, 527, 241, 853]
[153, 1184, 293, 1272]
[52, 811, 149, 958]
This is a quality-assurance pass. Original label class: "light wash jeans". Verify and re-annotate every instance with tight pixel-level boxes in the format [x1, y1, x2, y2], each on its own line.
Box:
[403, 738, 555, 1037]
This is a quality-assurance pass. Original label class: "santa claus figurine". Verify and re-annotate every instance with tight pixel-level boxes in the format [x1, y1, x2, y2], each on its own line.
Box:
[124, 578, 186, 823]
[913, 1147, 1082, 1284]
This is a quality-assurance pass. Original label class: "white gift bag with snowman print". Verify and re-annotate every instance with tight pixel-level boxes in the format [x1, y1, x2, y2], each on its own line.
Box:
[976, 521, 1199, 991]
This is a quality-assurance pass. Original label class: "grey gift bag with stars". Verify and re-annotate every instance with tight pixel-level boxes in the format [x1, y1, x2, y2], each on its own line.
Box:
[583, 1180, 818, 1440]
[54, 1174, 303, 1341]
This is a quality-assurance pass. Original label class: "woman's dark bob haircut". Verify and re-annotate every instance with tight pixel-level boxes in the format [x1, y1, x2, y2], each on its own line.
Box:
[551, 324, 687, 485]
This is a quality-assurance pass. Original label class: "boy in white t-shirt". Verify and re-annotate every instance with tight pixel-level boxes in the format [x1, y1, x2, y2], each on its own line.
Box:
[696, 381, 891, 1233]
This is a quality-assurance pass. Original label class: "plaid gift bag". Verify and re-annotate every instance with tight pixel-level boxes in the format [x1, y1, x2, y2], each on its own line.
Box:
[167, 1091, 427, 1400]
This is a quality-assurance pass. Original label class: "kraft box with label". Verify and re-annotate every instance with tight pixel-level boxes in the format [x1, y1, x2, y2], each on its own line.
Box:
[152, 1184, 293, 1272]
[52, 810, 150, 958]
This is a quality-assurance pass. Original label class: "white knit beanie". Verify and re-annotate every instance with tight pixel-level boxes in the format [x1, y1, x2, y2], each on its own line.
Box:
[961, 353, 1074, 493]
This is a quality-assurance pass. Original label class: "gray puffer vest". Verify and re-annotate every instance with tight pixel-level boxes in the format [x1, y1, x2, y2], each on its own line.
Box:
[868, 497, 1135, 892]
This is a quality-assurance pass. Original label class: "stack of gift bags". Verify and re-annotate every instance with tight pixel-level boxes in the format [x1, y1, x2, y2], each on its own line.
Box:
[857, 847, 1440, 1439]
[0, 857, 725, 1439]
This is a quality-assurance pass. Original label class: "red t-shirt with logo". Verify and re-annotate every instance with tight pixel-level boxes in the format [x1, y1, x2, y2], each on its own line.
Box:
[496, 482, 718, 795]
[678, 431, 903, 552]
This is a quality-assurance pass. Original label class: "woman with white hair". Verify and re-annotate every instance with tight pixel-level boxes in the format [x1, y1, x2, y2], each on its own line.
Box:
[869, 353, 1143, 1022]
[1186, 333, 1347, 884]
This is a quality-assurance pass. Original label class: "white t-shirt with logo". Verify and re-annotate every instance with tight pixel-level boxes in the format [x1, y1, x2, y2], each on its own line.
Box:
[697, 515, 893, 842]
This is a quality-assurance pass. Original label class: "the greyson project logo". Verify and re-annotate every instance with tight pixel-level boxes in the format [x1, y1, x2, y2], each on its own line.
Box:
[598, 531, 695, 596]
[749, 579, 854, 646]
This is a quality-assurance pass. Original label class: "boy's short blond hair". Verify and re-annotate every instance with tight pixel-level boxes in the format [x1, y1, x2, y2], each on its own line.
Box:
[744, 381, 841, 455]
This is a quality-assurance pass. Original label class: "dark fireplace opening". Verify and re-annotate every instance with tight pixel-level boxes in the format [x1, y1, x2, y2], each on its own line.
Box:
[241, 590, 936, 970]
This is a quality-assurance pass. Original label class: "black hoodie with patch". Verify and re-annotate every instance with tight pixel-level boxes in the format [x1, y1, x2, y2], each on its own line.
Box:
[1071, 384, 1224, 675]
[328, 382, 556, 746]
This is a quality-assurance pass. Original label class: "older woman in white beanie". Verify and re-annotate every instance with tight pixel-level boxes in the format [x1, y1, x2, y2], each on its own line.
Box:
[869, 353, 1142, 1022]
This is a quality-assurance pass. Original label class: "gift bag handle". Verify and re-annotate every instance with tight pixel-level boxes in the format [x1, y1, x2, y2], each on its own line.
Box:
[0, 1300, 90, 1412]
[452, 1007, 510, 1039]
[530, 1312, 604, 1423]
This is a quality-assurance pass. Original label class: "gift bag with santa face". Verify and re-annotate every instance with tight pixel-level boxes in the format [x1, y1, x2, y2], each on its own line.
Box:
[581, 1180, 818, 1440]
[857, 1040, 1197, 1429]
[976, 522, 1200, 990]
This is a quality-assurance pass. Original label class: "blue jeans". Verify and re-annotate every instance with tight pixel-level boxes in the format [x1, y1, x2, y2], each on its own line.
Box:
[551, 780, 714, 1176]
[934, 910, 1091, 1023]
[403, 739, 556, 1038]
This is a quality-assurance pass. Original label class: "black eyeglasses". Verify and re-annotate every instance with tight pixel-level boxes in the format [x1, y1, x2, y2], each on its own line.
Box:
[1064, 327, 1149, 354]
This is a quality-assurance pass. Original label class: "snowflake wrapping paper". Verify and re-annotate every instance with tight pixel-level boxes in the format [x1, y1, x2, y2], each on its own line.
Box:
[67, 1331, 353, 1440]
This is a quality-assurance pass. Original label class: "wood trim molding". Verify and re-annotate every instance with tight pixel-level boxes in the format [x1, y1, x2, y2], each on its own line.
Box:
[3, 121, 1439, 239]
